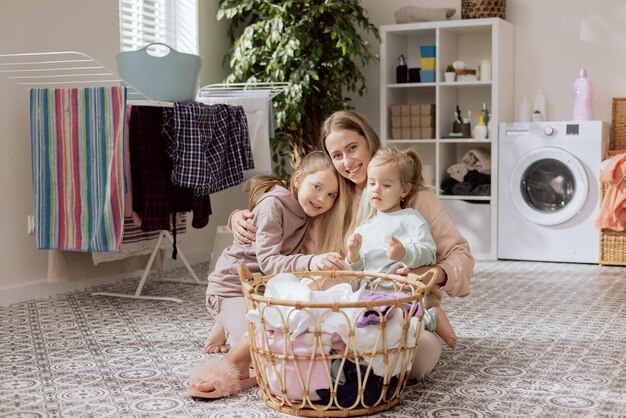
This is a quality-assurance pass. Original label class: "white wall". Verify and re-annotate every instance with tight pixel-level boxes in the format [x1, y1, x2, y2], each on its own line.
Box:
[0, 0, 122, 292]
[0, 0, 243, 299]
[354, 0, 626, 132]
[2, 0, 626, 300]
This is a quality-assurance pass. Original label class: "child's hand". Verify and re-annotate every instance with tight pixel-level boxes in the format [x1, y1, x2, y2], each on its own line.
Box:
[386, 236, 406, 261]
[346, 233, 362, 264]
[310, 252, 344, 271]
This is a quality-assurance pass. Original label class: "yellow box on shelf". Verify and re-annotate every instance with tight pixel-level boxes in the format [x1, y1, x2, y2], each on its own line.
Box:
[420, 57, 436, 71]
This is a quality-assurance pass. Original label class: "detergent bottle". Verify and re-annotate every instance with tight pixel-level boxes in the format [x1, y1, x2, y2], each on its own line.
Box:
[572, 68, 593, 120]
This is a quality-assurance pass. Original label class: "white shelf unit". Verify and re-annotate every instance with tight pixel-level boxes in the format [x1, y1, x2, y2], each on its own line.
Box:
[380, 18, 514, 260]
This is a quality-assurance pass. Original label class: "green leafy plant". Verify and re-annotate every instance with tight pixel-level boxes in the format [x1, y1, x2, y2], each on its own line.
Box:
[446, 64, 455, 72]
[217, 0, 379, 177]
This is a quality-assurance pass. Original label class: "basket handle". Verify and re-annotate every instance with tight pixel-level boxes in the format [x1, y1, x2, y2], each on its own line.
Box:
[406, 267, 439, 293]
[237, 262, 263, 287]
[138, 42, 177, 56]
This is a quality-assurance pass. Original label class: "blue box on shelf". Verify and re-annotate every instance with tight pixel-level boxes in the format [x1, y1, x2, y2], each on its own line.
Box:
[419, 45, 436, 58]
[419, 70, 436, 83]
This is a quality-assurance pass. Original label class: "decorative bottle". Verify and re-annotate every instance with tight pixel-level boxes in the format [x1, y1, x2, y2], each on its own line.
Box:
[473, 112, 488, 140]
[572, 68, 593, 121]
[396, 54, 408, 83]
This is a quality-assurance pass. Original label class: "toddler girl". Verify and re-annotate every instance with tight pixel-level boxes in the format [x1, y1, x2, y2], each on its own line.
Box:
[346, 148, 456, 349]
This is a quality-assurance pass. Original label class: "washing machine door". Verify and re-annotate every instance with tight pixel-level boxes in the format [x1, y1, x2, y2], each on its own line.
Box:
[508, 147, 588, 226]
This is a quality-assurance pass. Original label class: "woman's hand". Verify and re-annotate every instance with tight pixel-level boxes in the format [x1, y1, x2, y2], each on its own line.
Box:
[396, 264, 447, 286]
[231, 210, 257, 245]
[309, 252, 344, 271]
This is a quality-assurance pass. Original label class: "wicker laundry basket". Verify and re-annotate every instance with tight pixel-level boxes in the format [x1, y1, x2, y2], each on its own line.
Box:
[599, 98, 626, 265]
[600, 178, 626, 266]
[610, 98, 626, 150]
[461, 0, 506, 19]
[238, 264, 436, 417]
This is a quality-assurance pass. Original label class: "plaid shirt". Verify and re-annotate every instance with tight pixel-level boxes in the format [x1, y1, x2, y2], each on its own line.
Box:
[163, 102, 254, 196]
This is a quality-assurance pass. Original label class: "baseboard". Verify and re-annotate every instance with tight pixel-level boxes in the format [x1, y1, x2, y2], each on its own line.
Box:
[0, 272, 137, 307]
[0, 248, 210, 307]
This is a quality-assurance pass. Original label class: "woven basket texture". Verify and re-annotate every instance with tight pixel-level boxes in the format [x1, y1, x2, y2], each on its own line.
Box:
[461, 0, 506, 19]
[239, 267, 434, 417]
[610, 98, 626, 150]
[599, 98, 626, 265]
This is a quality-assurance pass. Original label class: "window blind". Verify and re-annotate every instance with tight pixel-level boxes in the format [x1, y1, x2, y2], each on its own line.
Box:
[119, 0, 198, 55]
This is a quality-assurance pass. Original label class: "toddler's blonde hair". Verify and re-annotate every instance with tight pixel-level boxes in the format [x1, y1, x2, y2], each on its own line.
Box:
[357, 148, 432, 223]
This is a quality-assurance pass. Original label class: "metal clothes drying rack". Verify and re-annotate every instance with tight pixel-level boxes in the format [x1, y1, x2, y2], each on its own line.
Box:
[0, 51, 202, 302]
[198, 81, 289, 100]
[1, 51, 289, 302]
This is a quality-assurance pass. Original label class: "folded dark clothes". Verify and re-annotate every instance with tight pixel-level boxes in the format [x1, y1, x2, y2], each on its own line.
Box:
[464, 170, 491, 187]
[440, 177, 459, 195]
[316, 360, 399, 407]
[452, 181, 472, 195]
[470, 183, 491, 196]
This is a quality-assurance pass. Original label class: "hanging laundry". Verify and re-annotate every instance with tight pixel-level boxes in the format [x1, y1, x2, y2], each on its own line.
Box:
[29, 87, 126, 252]
[197, 90, 273, 177]
[162, 102, 254, 196]
[129, 106, 211, 232]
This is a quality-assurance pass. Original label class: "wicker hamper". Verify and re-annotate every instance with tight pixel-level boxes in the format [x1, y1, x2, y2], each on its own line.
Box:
[238, 264, 437, 417]
[610, 98, 626, 150]
[600, 98, 626, 265]
[462, 0, 506, 19]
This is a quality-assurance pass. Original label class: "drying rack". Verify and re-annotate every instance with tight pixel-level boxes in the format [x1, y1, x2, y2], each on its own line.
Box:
[198, 81, 288, 98]
[0, 51, 202, 302]
[0, 51, 148, 100]
[2, 50, 289, 302]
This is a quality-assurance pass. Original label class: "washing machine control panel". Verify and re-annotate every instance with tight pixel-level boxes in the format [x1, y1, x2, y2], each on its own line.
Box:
[544, 126, 555, 136]
[566, 124, 580, 135]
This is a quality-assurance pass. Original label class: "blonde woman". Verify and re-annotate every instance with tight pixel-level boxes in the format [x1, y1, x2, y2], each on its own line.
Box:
[230, 110, 474, 379]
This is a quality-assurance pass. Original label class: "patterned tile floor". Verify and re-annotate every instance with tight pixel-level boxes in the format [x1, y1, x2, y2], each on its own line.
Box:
[0, 261, 625, 417]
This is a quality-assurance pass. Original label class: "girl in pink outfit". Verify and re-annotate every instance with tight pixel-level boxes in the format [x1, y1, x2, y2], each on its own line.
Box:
[230, 111, 474, 380]
[189, 151, 349, 399]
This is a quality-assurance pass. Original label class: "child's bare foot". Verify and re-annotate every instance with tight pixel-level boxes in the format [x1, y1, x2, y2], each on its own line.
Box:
[204, 322, 229, 354]
[434, 307, 457, 349]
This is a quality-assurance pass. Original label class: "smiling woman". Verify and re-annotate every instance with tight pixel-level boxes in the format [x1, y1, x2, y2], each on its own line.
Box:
[228, 110, 474, 380]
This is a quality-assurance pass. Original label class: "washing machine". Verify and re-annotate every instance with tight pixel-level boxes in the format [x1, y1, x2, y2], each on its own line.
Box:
[498, 121, 609, 263]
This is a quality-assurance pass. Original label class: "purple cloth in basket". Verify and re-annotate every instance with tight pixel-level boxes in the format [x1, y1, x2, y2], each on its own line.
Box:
[356, 290, 421, 328]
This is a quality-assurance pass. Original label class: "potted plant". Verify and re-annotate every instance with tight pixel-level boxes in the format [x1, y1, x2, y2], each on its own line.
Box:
[217, 0, 379, 177]
[444, 64, 456, 82]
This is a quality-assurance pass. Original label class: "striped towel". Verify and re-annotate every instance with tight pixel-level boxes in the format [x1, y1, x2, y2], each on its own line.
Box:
[30, 87, 126, 251]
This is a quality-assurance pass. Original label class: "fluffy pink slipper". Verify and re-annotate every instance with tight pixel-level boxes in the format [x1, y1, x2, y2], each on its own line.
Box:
[188, 358, 257, 399]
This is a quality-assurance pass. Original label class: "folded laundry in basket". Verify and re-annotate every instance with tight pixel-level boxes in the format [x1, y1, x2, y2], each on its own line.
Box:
[316, 360, 399, 407]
